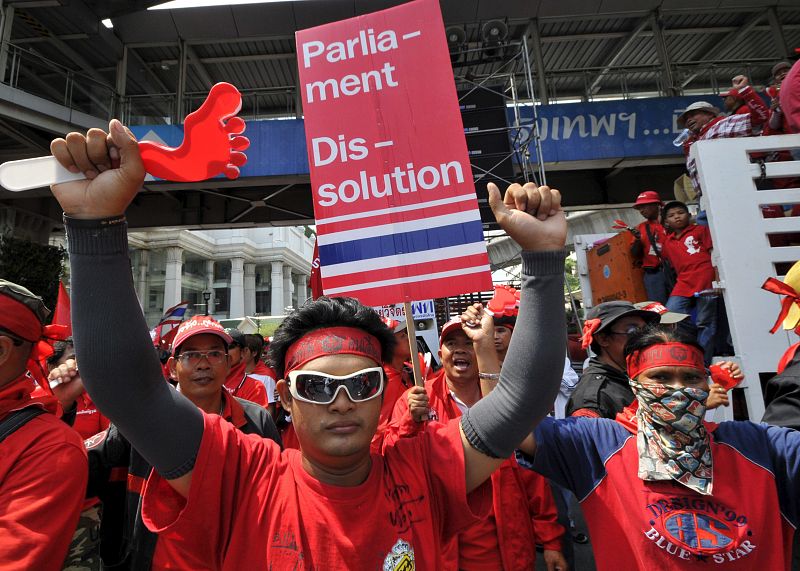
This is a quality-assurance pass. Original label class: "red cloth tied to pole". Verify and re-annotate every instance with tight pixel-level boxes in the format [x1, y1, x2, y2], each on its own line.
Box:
[762, 277, 800, 333]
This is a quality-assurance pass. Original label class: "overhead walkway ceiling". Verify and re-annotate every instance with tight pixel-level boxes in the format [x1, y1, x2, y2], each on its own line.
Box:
[1, 0, 798, 232]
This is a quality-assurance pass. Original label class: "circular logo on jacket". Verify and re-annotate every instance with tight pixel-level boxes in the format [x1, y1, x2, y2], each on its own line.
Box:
[663, 511, 736, 551]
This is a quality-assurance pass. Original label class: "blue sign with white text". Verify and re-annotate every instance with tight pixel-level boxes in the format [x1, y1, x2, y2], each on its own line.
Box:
[512, 95, 725, 163]
[131, 94, 732, 180]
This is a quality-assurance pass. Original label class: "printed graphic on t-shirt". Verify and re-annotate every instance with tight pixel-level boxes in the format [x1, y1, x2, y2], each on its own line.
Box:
[643, 497, 757, 563]
[684, 236, 702, 255]
[383, 538, 415, 571]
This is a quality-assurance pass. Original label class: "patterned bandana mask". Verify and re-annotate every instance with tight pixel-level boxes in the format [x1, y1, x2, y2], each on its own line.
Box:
[630, 379, 713, 496]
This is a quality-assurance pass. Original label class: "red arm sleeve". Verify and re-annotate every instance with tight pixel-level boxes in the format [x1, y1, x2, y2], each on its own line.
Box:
[389, 386, 425, 439]
[522, 469, 564, 550]
[0, 430, 88, 571]
[740, 85, 769, 128]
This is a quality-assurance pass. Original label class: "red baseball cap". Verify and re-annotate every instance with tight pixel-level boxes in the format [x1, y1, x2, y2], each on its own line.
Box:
[439, 319, 466, 345]
[633, 190, 662, 206]
[171, 315, 233, 355]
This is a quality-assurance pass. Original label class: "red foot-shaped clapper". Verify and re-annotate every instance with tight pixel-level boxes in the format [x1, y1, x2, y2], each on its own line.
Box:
[139, 82, 250, 182]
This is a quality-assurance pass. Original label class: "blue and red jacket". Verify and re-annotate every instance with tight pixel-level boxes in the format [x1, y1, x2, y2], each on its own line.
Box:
[521, 409, 800, 569]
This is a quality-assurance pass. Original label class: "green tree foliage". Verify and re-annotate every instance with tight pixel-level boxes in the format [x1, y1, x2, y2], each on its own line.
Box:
[0, 236, 66, 315]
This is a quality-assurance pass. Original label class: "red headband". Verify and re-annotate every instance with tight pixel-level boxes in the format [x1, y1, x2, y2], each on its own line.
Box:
[284, 327, 382, 375]
[0, 295, 43, 342]
[626, 342, 705, 380]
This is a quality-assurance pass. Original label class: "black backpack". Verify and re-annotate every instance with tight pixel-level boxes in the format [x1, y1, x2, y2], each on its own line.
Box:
[0, 407, 45, 444]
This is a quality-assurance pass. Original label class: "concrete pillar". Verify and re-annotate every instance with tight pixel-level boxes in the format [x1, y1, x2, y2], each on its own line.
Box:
[283, 265, 293, 312]
[205, 259, 215, 315]
[136, 250, 149, 307]
[270, 261, 284, 315]
[229, 257, 245, 318]
[163, 247, 183, 313]
[244, 262, 256, 316]
[294, 273, 308, 307]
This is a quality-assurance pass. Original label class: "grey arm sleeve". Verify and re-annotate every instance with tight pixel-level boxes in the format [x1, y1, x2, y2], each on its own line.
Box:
[461, 249, 566, 458]
[67, 218, 203, 479]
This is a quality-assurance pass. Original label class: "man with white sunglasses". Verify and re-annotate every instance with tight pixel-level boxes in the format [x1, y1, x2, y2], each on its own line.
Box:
[47, 121, 567, 569]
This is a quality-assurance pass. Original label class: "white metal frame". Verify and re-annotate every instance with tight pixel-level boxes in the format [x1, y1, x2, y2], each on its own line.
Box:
[692, 134, 800, 421]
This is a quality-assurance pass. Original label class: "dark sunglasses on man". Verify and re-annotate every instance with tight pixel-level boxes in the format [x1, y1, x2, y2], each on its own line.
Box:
[287, 367, 384, 404]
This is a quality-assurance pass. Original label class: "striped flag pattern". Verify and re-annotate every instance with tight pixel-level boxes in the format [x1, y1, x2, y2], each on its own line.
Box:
[316, 194, 492, 306]
[150, 301, 189, 346]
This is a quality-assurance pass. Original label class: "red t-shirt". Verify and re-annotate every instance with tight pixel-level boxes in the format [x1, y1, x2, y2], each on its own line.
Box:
[0, 408, 88, 570]
[224, 362, 269, 407]
[141, 413, 490, 570]
[73, 392, 110, 440]
[661, 224, 715, 297]
[372, 365, 411, 452]
[635, 220, 667, 269]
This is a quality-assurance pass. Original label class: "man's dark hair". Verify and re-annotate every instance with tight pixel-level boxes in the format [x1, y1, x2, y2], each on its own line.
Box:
[624, 324, 703, 359]
[46, 337, 74, 369]
[267, 296, 396, 378]
[244, 333, 265, 362]
[661, 201, 688, 223]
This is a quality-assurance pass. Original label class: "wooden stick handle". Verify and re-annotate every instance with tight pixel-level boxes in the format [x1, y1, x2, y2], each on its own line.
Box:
[403, 302, 424, 387]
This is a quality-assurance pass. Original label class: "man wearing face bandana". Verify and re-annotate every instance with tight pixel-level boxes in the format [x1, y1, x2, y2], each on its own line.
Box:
[518, 325, 800, 569]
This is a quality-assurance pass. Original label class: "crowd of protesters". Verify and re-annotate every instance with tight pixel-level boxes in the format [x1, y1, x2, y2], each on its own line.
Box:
[1, 58, 800, 571]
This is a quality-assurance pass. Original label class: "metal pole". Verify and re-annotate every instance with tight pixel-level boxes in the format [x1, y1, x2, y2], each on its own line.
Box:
[521, 34, 547, 187]
[0, 4, 14, 84]
[527, 19, 549, 105]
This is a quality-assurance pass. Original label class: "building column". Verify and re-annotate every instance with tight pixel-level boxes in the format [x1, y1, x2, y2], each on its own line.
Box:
[163, 247, 183, 313]
[244, 263, 256, 316]
[283, 266, 293, 312]
[136, 250, 149, 307]
[229, 257, 245, 318]
[294, 273, 308, 306]
[205, 260, 215, 315]
[270, 262, 284, 315]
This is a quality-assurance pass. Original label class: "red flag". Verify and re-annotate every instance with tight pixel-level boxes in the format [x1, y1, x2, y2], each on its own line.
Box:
[310, 238, 323, 300]
[52, 281, 72, 336]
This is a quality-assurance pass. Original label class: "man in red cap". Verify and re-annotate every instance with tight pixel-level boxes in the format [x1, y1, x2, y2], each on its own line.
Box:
[50, 314, 281, 568]
[721, 88, 749, 115]
[0, 279, 87, 570]
[630, 190, 669, 304]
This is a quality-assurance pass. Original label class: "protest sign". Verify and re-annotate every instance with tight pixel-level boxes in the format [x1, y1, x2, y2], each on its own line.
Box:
[296, 0, 492, 307]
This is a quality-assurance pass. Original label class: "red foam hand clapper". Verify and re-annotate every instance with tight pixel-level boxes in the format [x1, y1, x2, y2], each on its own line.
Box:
[486, 285, 519, 317]
[709, 364, 741, 391]
[0, 82, 249, 191]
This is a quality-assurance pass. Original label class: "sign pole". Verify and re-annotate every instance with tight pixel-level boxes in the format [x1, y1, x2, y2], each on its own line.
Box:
[403, 302, 424, 387]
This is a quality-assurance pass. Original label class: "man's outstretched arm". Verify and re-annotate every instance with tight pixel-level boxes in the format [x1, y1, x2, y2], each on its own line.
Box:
[460, 182, 566, 492]
[50, 121, 200, 496]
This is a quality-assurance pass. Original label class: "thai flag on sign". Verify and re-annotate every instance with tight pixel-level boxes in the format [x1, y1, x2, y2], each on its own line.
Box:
[296, 0, 492, 306]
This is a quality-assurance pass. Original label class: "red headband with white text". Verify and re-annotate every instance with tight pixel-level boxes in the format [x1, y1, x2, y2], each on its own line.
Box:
[284, 327, 382, 375]
[626, 342, 705, 380]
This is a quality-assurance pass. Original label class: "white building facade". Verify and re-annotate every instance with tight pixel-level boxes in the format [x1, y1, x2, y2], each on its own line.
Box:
[128, 226, 314, 327]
